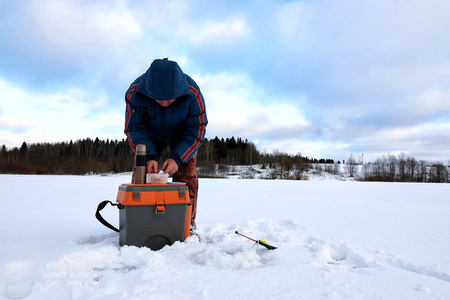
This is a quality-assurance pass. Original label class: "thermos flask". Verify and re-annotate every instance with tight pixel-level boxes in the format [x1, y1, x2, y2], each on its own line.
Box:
[134, 144, 146, 184]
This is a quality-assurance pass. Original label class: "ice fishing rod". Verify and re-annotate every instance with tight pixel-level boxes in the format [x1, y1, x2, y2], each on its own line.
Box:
[235, 231, 277, 250]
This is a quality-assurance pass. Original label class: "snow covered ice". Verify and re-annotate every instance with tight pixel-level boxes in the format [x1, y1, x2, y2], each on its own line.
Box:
[1, 173, 450, 299]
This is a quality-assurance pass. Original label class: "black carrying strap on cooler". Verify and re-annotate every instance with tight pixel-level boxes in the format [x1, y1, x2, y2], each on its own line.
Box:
[95, 200, 121, 233]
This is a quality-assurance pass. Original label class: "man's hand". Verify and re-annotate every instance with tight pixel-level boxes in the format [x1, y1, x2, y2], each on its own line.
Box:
[162, 159, 178, 175]
[147, 160, 159, 174]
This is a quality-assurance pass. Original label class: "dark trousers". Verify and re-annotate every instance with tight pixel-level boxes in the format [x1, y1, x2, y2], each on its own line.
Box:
[132, 140, 199, 227]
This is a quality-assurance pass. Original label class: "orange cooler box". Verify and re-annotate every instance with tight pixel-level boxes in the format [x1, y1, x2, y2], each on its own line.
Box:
[116, 183, 191, 250]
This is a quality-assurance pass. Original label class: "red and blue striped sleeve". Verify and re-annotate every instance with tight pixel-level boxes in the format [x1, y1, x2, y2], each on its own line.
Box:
[171, 85, 208, 165]
[124, 84, 158, 161]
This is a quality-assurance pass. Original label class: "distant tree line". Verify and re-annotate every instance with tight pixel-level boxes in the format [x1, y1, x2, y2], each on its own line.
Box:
[195, 137, 334, 178]
[0, 138, 133, 175]
[196, 136, 334, 167]
[0, 136, 334, 175]
[2, 138, 447, 182]
[360, 152, 448, 183]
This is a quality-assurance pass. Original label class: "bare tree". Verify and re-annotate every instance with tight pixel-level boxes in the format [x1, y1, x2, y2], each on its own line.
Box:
[406, 156, 418, 182]
[417, 160, 427, 182]
[397, 152, 407, 181]
[346, 155, 357, 177]
[387, 154, 397, 181]
[430, 162, 448, 183]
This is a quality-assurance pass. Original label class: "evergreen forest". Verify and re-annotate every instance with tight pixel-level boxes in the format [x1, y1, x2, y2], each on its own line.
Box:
[0, 137, 334, 175]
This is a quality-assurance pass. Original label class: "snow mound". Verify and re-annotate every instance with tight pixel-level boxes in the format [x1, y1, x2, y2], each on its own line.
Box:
[5, 218, 449, 299]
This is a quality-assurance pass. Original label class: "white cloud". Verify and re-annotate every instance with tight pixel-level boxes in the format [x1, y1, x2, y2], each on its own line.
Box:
[343, 120, 450, 161]
[194, 72, 309, 139]
[412, 89, 450, 115]
[255, 138, 350, 160]
[375, 122, 450, 144]
[25, 0, 141, 58]
[272, 1, 311, 44]
[0, 79, 124, 147]
[1, 0, 450, 163]
[187, 14, 251, 46]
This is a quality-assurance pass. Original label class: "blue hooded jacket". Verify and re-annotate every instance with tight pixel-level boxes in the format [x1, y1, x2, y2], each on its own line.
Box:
[124, 59, 207, 166]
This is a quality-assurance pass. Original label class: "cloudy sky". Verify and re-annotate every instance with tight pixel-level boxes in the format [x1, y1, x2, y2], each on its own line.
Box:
[1, 0, 450, 163]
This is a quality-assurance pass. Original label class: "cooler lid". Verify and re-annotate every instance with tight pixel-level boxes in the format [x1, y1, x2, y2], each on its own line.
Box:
[116, 183, 189, 205]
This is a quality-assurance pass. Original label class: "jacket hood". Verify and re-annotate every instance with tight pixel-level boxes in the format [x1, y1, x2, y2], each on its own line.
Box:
[136, 59, 190, 101]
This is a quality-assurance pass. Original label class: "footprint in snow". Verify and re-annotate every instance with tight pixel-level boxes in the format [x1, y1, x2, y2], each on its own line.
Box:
[307, 239, 371, 270]
[307, 238, 450, 284]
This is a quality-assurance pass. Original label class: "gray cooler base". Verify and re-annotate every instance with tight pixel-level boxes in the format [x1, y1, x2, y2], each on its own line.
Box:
[119, 203, 189, 250]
